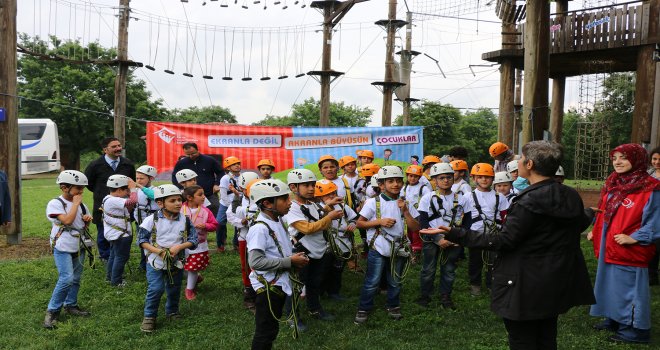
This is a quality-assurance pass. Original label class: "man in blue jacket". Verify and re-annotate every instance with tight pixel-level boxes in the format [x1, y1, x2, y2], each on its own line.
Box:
[171, 143, 224, 216]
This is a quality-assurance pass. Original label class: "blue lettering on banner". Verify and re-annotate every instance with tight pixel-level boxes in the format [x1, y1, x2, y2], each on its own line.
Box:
[208, 135, 282, 148]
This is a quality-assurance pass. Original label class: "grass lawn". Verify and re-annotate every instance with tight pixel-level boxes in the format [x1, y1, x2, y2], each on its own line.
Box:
[1, 176, 658, 349]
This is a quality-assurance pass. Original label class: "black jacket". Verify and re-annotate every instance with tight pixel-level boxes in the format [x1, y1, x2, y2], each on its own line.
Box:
[84, 156, 136, 224]
[446, 179, 595, 320]
[171, 154, 224, 197]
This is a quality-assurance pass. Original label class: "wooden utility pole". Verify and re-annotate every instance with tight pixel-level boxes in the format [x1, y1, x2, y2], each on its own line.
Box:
[114, 0, 130, 148]
[512, 69, 523, 153]
[522, 0, 550, 144]
[498, 21, 517, 146]
[399, 11, 419, 126]
[0, 0, 21, 244]
[549, 0, 568, 143]
[381, 0, 399, 126]
[309, 0, 368, 126]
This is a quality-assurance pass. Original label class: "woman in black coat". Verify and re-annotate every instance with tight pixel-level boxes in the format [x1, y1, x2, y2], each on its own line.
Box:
[422, 140, 595, 350]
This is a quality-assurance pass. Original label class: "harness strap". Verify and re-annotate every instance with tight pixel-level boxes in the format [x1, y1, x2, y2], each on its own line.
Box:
[252, 220, 286, 286]
[341, 177, 355, 209]
[471, 191, 502, 230]
[101, 197, 131, 237]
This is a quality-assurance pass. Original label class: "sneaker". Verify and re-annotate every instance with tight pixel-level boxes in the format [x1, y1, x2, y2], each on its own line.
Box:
[415, 297, 430, 308]
[64, 305, 91, 317]
[592, 320, 618, 332]
[608, 334, 650, 344]
[287, 319, 307, 332]
[354, 310, 369, 324]
[140, 317, 156, 333]
[43, 311, 58, 329]
[166, 312, 181, 321]
[440, 294, 456, 310]
[469, 285, 481, 296]
[185, 288, 197, 301]
[386, 306, 403, 321]
[113, 280, 127, 288]
[309, 310, 335, 321]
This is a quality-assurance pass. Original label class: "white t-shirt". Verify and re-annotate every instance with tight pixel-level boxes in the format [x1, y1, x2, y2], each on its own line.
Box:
[359, 194, 419, 257]
[227, 199, 259, 241]
[467, 189, 509, 233]
[420, 175, 433, 190]
[134, 187, 159, 224]
[418, 191, 472, 229]
[102, 195, 132, 241]
[451, 179, 472, 196]
[328, 203, 359, 253]
[283, 201, 328, 259]
[47, 196, 90, 253]
[219, 173, 241, 207]
[402, 182, 431, 210]
[247, 213, 293, 296]
[140, 211, 190, 270]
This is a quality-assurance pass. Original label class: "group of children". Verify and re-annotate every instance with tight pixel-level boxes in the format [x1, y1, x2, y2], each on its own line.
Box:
[43, 144, 567, 348]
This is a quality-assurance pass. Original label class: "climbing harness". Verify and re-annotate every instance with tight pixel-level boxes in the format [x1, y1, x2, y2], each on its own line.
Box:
[368, 195, 412, 282]
[52, 198, 96, 269]
[149, 212, 191, 284]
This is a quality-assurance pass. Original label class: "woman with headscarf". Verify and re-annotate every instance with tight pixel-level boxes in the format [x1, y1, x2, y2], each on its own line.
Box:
[588, 143, 660, 344]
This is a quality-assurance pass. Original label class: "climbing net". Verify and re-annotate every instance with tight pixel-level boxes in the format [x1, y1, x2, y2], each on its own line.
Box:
[409, 0, 494, 20]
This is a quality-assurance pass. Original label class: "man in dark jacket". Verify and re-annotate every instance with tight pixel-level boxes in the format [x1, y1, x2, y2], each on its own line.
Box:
[84, 137, 136, 261]
[171, 142, 223, 216]
[422, 140, 595, 350]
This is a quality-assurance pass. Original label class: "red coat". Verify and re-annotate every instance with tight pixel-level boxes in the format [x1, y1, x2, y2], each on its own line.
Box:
[592, 191, 655, 267]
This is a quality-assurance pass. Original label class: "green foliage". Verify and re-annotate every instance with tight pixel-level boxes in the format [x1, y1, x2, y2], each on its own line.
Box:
[17, 34, 167, 167]
[164, 106, 237, 124]
[560, 110, 580, 179]
[253, 97, 373, 127]
[395, 102, 497, 165]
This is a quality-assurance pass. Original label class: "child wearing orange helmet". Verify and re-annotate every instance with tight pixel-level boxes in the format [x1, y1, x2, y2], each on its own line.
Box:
[421, 155, 442, 190]
[465, 163, 509, 296]
[217, 156, 242, 252]
[403, 165, 431, 259]
[257, 159, 275, 180]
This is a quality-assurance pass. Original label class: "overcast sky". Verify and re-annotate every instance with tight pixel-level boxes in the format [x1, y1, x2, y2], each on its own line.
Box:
[17, 0, 593, 126]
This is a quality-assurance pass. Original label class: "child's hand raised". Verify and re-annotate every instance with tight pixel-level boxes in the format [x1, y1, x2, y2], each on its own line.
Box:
[327, 209, 343, 220]
[72, 194, 83, 204]
[324, 196, 343, 206]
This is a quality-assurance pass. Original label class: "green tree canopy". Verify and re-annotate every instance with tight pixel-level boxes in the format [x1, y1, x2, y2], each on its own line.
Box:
[165, 105, 237, 124]
[394, 101, 461, 157]
[253, 97, 373, 127]
[17, 35, 166, 167]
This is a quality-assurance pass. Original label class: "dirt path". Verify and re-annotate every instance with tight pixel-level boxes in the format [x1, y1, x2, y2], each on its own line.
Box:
[0, 237, 51, 261]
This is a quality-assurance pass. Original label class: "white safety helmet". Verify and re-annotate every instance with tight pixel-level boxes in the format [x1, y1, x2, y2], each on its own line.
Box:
[154, 184, 183, 200]
[429, 163, 454, 177]
[493, 171, 513, 185]
[250, 179, 291, 203]
[287, 169, 317, 185]
[56, 170, 88, 186]
[506, 160, 519, 173]
[175, 169, 198, 183]
[370, 174, 380, 188]
[107, 174, 130, 188]
[136, 165, 157, 178]
[377, 165, 404, 180]
[555, 165, 565, 177]
[239, 171, 260, 189]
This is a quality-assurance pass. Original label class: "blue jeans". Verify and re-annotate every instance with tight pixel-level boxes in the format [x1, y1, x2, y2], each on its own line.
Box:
[144, 264, 183, 318]
[95, 223, 110, 260]
[106, 236, 132, 285]
[420, 242, 461, 298]
[47, 249, 84, 312]
[357, 249, 405, 311]
[215, 204, 228, 248]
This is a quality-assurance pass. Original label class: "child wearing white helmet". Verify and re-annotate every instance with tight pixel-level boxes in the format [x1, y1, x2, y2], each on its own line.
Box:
[507, 159, 529, 192]
[494, 171, 517, 203]
[137, 184, 199, 333]
[246, 179, 309, 349]
[43, 170, 94, 329]
[226, 171, 260, 312]
[354, 166, 420, 324]
[416, 163, 473, 310]
[102, 174, 137, 287]
[135, 165, 160, 271]
[283, 168, 343, 329]
[175, 169, 212, 208]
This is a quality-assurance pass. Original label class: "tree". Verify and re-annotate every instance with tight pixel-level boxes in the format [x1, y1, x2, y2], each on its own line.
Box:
[455, 108, 498, 166]
[17, 35, 166, 167]
[253, 97, 373, 127]
[599, 72, 634, 148]
[394, 101, 462, 157]
[165, 106, 237, 124]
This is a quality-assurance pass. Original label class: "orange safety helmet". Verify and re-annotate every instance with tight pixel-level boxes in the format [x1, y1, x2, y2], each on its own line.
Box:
[421, 155, 442, 166]
[223, 156, 241, 169]
[338, 155, 357, 168]
[257, 159, 276, 169]
[405, 165, 423, 177]
[317, 154, 339, 168]
[470, 163, 495, 177]
[314, 179, 338, 197]
[359, 150, 375, 159]
[360, 163, 380, 177]
[244, 179, 261, 198]
[489, 142, 509, 158]
[450, 160, 469, 172]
